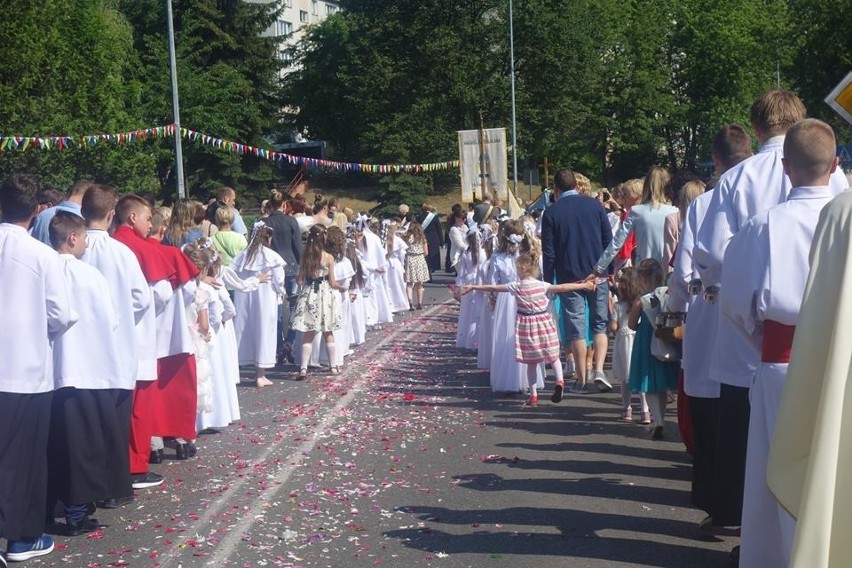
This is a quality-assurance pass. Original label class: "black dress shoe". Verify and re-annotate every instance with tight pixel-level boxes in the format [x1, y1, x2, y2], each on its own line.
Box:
[176, 442, 197, 460]
[96, 496, 134, 509]
[66, 516, 100, 536]
[149, 449, 164, 464]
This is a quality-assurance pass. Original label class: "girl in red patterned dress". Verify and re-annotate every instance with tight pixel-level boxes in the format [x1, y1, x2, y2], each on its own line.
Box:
[462, 243, 594, 406]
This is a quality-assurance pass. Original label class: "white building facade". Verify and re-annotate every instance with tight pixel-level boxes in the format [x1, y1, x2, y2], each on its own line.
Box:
[250, 0, 340, 68]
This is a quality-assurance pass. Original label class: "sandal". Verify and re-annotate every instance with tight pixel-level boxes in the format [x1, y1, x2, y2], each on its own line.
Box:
[621, 407, 633, 422]
[256, 377, 274, 388]
[296, 368, 307, 381]
[329, 366, 341, 376]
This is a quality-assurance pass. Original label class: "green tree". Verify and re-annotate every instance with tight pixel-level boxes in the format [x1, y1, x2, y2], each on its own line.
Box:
[0, 0, 158, 191]
[119, 0, 285, 201]
[786, 0, 852, 143]
[284, 0, 508, 174]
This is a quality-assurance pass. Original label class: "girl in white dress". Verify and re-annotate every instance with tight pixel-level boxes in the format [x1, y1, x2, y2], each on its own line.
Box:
[611, 267, 649, 423]
[232, 224, 288, 387]
[291, 224, 348, 379]
[384, 221, 410, 313]
[346, 237, 367, 346]
[183, 238, 245, 431]
[487, 220, 544, 393]
[455, 228, 486, 349]
[477, 224, 497, 369]
[359, 223, 393, 326]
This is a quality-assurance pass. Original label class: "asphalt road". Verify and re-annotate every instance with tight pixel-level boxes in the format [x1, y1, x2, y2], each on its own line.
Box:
[25, 272, 737, 568]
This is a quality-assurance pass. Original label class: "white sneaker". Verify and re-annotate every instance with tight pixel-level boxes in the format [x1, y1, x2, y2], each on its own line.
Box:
[592, 371, 613, 392]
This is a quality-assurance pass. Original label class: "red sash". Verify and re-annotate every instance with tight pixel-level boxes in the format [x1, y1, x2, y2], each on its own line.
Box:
[762, 320, 795, 363]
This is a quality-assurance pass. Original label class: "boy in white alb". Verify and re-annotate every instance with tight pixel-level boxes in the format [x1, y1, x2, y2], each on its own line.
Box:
[46, 211, 129, 536]
[720, 120, 845, 567]
[80, 185, 154, 507]
[691, 90, 848, 536]
[0, 174, 77, 564]
[113, 195, 175, 489]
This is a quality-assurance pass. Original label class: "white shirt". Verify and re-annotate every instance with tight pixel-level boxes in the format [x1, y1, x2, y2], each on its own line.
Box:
[720, 186, 837, 386]
[670, 192, 719, 398]
[0, 223, 77, 394]
[83, 230, 151, 389]
[53, 255, 125, 390]
[157, 280, 197, 358]
[694, 136, 847, 388]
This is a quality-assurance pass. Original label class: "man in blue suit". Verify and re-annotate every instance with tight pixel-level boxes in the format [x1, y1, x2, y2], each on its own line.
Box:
[541, 169, 613, 394]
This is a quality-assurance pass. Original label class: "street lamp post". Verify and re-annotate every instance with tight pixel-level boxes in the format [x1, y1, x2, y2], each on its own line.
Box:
[509, 0, 518, 196]
[166, 0, 186, 199]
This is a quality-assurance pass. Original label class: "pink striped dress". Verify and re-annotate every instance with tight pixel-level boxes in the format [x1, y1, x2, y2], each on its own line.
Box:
[507, 279, 560, 364]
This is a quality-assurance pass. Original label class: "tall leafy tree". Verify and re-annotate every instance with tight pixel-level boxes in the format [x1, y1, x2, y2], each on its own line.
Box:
[787, 0, 852, 143]
[119, 0, 284, 201]
[0, 0, 157, 191]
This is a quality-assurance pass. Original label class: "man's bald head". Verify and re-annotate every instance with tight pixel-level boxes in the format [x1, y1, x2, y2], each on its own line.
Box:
[783, 119, 838, 185]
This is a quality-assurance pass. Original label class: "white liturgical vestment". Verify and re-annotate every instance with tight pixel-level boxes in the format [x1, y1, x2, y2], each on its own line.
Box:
[0, 223, 77, 394]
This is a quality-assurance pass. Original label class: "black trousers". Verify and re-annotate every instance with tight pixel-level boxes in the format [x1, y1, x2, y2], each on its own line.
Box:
[709, 383, 750, 526]
[47, 388, 133, 509]
[0, 391, 52, 541]
[689, 395, 720, 514]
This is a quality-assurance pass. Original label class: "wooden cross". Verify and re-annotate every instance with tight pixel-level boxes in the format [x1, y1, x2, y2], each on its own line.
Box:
[538, 157, 550, 188]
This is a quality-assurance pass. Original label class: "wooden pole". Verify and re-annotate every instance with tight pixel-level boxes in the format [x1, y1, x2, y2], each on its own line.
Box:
[538, 157, 550, 189]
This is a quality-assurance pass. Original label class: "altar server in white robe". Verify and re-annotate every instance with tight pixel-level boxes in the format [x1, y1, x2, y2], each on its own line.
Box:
[81, 184, 152, 507]
[669, 124, 753, 517]
[720, 119, 843, 568]
[359, 224, 393, 326]
[232, 224, 287, 387]
[113, 196, 176, 487]
[0, 174, 77, 564]
[767, 182, 852, 568]
[692, 90, 848, 531]
[47, 211, 129, 536]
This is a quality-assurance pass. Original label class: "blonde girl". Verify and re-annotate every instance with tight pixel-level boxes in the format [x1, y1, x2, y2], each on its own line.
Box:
[291, 224, 348, 379]
[464, 247, 594, 406]
[163, 198, 202, 247]
[486, 220, 544, 394]
[384, 221, 410, 313]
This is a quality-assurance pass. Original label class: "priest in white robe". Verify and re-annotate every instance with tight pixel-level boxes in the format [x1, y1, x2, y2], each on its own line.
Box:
[720, 119, 844, 567]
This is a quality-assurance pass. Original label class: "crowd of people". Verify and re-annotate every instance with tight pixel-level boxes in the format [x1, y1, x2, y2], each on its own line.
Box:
[450, 89, 852, 568]
[0, 180, 438, 564]
[2, 87, 852, 568]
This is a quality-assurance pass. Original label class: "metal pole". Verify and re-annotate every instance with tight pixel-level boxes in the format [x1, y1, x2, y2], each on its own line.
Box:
[509, 0, 518, 195]
[167, 0, 186, 199]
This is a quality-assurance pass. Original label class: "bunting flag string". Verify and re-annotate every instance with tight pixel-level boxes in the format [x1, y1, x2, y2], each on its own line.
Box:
[0, 123, 460, 173]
